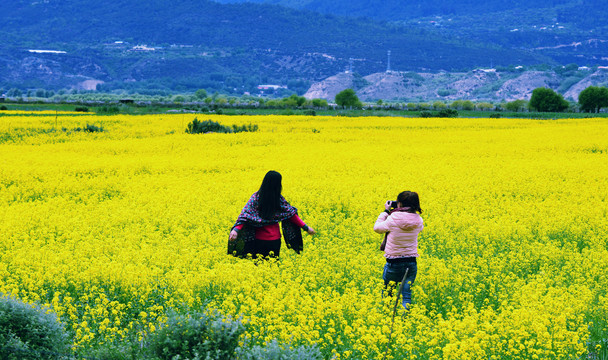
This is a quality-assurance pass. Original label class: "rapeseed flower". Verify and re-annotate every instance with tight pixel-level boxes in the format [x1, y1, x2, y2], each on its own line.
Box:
[0, 114, 606, 358]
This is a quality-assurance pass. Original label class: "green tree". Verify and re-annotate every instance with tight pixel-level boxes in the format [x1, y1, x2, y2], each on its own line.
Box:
[578, 86, 608, 113]
[450, 100, 474, 110]
[6, 88, 22, 97]
[312, 98, 328, 108]
[504, 99, 528, 112]
[433, 101, 447, 110]
[281, 97, 298, 108]
[528, 88, 569, 112]
[461, 100, 475, 111]
[335, 89, 362, 109]
[476, 102, 494, 111]
[287, 94, 306, 107]
[173, 95, 186, 103]
[450, 100, 463, 109]
[418, 102, 431, 110]
[195, 89, 208, 99]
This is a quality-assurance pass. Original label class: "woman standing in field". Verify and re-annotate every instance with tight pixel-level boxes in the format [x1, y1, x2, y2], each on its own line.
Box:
[374, 191, 424, 309]
[228, 170, 316, 259]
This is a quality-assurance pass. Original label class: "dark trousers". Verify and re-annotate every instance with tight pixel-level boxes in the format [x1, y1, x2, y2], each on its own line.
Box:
[383, 258, 417, 309]
[252, 239, 281, 259]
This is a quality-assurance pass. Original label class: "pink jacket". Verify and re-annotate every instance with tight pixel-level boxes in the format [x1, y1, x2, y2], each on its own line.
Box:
[374, 211, 423, 258]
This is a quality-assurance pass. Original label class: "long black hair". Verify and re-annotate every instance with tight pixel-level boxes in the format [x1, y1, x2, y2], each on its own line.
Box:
[258, 170, 283, 219]
[397, 191, 423, 214]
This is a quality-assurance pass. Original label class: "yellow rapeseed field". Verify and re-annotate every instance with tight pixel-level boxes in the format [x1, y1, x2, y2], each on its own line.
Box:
[0, 113, 607, 359]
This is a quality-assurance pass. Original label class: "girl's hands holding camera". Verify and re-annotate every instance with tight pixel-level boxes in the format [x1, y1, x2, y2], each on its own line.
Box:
[385, 200, 393, 211]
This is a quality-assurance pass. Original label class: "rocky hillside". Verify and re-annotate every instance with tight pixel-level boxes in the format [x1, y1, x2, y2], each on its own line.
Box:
[304, 68, 608, 102]
[563, 70, 608, 101]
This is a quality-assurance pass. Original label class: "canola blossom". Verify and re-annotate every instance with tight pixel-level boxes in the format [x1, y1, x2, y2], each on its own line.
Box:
[0, 113, 607, 359]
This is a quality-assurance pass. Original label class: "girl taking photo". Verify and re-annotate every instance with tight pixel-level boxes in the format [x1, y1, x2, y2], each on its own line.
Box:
[374, 191, 424, 309]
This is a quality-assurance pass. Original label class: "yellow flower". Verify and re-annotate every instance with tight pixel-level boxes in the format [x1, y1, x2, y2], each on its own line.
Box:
[0, 114, 605, 358]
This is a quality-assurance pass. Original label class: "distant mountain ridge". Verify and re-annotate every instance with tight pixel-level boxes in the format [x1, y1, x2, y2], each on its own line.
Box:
[212, 0, 605, 23]
[1, 0, 607, 95]
[213, 0, 608, 63]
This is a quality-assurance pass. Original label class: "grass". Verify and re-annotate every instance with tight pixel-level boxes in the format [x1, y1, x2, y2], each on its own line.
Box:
[2, 100, 608, 120]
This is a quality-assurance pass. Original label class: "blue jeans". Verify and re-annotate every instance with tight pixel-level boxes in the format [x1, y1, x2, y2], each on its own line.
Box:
[383, 260, 417, 309]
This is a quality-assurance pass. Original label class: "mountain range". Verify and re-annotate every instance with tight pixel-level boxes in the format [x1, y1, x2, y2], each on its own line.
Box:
[1, 0, 608, 98]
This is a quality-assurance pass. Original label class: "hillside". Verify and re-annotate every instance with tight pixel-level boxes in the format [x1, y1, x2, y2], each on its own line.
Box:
[213, 0, 577, 19]
[304, 68, 608, 102]
[214, 0, 608, 69]
[0, 0, 557, 94]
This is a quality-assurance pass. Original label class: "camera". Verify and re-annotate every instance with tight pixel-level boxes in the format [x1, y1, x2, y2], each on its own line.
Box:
[389, 201, 398, 208]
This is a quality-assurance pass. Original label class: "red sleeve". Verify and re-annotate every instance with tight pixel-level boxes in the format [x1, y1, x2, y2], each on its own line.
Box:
[289, 214, 306, 228]
[234, 224, 243, 231]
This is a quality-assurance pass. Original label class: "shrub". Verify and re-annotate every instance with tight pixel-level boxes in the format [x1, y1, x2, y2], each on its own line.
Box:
[0, 105, 7, 111]
[438, 109, 458, 118]
[419, 111, 433, 118]
[74, 106, 89, 112]
[489, 113, 502, 118]
[0, 293, 70, 360]
[97, 106, 120, 114]
[186, 118, 258, 134]
[302, 109, 316, 116]
[236, 339, 323, 360]
[147, 310, 244, 360]
[73, 124, 104, 132]
[186, 119, 229, 133]
[402, 72, 424, 82]
[232, 123, 259, 133]
[437, 89, 456, 97]
[80, 342, 138, 360]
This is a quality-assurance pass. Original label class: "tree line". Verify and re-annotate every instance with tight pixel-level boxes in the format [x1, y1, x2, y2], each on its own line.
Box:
[332, 87, 608, 113]
[4, 85, 608, 115]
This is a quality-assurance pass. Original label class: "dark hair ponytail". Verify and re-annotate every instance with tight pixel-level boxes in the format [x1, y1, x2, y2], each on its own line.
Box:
[397, 191, 422, 214]
[258, 171, 282, 219]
